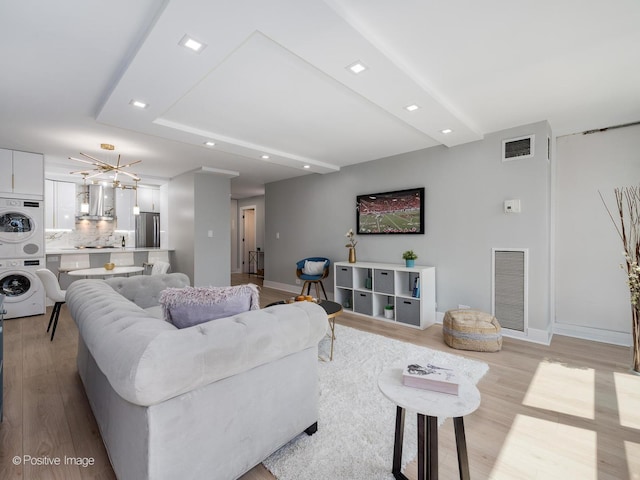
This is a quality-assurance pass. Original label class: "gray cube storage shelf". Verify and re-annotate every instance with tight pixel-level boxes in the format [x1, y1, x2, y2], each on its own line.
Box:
[334, 261, 436, 329]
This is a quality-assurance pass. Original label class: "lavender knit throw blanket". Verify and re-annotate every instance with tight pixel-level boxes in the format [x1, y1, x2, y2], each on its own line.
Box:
[159, 284, 260, 328]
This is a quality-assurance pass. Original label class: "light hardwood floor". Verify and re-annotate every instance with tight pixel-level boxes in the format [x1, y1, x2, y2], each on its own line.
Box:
[1, 274, 639, 479]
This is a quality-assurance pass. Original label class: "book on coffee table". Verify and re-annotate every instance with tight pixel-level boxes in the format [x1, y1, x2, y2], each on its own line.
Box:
[402, 363, 460, 395]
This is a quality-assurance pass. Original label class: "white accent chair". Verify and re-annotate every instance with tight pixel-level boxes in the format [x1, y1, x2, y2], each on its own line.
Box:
[148, 251, 169, 264]
[151, 261, 171, 275]
[144, 251, 170, 275]
[109, 252, 135, 266]
[57, 253, 90, 279]
[36, 269, 66, 341]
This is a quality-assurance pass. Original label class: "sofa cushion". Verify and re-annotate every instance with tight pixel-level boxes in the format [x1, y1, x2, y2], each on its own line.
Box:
[159, 284, 260, 328]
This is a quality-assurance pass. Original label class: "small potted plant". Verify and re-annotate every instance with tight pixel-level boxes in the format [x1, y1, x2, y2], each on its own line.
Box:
[402, 250, 418, 267]
[384, 304, 394, 319]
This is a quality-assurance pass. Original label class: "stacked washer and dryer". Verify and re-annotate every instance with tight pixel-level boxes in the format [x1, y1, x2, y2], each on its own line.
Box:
[0, 197, 46, 319]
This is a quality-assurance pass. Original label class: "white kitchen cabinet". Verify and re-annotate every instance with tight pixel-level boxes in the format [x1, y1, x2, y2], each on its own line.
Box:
[44, 180, 76, 230]
[137, 186, 160, 212]
[115, 187, 133, 230]
[0, 148, 44, 198]
[334, 261, 436, 329]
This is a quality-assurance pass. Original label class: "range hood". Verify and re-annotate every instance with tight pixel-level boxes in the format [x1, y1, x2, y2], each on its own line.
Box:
[77, 184, 115, 220]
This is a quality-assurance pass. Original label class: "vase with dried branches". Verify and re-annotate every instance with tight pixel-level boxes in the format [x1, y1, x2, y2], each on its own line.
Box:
[600, 186, 640, 373]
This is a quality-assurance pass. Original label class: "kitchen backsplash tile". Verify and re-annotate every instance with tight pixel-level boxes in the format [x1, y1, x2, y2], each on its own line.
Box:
[46, 220, 134, 249]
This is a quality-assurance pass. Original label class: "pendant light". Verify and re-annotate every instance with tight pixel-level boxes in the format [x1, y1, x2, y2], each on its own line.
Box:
[80, 174, 90, 214]
[133, 180, 140, 215]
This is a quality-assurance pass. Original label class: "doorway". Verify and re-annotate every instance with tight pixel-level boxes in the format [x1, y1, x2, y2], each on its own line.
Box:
[241, 207, 256, 274]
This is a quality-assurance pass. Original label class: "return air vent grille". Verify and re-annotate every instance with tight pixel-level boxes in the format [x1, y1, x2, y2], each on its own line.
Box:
[492, 248, 528, 332]
[502, 134, 535, 161]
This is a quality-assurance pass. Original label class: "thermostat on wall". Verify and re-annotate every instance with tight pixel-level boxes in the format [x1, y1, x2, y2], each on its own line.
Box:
[504, 199, 521, 213]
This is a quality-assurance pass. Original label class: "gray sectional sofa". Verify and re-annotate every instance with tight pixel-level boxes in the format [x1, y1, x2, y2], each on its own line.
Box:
[66, 273, 328, 480]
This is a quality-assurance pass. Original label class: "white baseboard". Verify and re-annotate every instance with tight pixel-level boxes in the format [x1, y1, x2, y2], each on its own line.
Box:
[263, 280, 299, 294]
[435, 312, 552, 345]
[504, 327, 552, 345]
[553, 322, 631, 347]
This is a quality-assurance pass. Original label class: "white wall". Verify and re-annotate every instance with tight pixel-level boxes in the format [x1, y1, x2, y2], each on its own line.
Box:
[168, 173, 195, 281]
[194, 173, 230, 286]
[555, 123, 640, 345]
[265, 121, 552, 341]
[168, 171, 231, 286]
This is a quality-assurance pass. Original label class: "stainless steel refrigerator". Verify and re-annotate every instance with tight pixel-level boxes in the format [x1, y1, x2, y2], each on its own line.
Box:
[135, 212, 160, 248]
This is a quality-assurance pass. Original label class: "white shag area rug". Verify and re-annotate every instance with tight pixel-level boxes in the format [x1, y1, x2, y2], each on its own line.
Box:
[263, 325, 489, 480]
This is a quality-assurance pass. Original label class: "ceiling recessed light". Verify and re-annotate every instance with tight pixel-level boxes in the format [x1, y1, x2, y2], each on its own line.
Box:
[261, 154, 270, 160]
[179, 34, 207, 53]
[303, 165, 310, 169]
[347, 61, 367, 74]
[130, 100, 148, 109]
[405, 104, 419, 112]
[441, 128, 453, 134]
[204, 141, 216, 147]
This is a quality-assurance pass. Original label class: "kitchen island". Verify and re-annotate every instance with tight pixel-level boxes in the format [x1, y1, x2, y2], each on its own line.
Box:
[45, 248, 174, 288]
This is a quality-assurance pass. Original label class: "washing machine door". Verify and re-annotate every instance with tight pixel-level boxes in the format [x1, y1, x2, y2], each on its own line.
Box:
[0, 271, 37, 302]
[0, 210, 37, 243]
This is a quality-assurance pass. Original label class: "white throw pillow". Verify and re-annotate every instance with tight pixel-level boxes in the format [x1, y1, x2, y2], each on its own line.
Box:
[303, 260, 326, 275]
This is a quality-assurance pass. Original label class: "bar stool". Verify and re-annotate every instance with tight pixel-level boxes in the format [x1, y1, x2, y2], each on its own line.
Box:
[36, 269, 66, 341]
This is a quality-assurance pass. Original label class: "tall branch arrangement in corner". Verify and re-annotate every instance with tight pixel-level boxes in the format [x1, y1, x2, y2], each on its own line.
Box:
[600, 185, 640, 373]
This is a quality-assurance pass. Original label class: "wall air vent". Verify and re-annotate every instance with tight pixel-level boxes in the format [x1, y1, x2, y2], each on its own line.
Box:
[492, 248, 528, 332]
[502, 134, 535, 161]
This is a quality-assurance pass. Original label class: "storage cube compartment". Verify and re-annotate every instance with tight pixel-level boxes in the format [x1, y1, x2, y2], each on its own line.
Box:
[396, 297, 421, 326]
[353, 290, 373, 316]
[335, 266, 352, 288]
[334, 288, 353, 311]
[353, 267, 373, 290]
[396, 271, 421, 297]
[374, 269, 394, 294]
[374, 293, 395, 319]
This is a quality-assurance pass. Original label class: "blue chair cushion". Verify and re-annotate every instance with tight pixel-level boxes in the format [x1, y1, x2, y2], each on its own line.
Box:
[299, 273, 324, 281]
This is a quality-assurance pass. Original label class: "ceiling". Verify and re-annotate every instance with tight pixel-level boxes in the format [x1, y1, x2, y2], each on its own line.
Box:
[1, 0, 638, 198]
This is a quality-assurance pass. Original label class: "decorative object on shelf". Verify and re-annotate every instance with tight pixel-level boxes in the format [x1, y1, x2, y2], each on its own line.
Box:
[384, 304, 394, 319]
[70, 143, 142, 216]
[412, 276, 421, 298]
[402, 250, 418, 267]
[345, 228, 358, 263]
[104, 262, 115, 271]
[600, 186, 640, 373]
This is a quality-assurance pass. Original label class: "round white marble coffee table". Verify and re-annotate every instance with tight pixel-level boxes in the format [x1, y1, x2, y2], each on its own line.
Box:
[378, 366, 481, 480]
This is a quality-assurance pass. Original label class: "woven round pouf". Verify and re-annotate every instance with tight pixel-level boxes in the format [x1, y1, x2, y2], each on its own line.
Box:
[443, 309, 502, 352]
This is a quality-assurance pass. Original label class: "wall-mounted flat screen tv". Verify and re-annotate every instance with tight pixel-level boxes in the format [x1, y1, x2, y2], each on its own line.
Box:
[356, 187, 425, 234]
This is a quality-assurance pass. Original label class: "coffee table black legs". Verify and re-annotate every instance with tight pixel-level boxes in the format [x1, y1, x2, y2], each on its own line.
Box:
[392, 407, 471, 480]
[453, 417, 471, 480]
[392, 406, 406, 478]
[417, 413, 438, 479]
